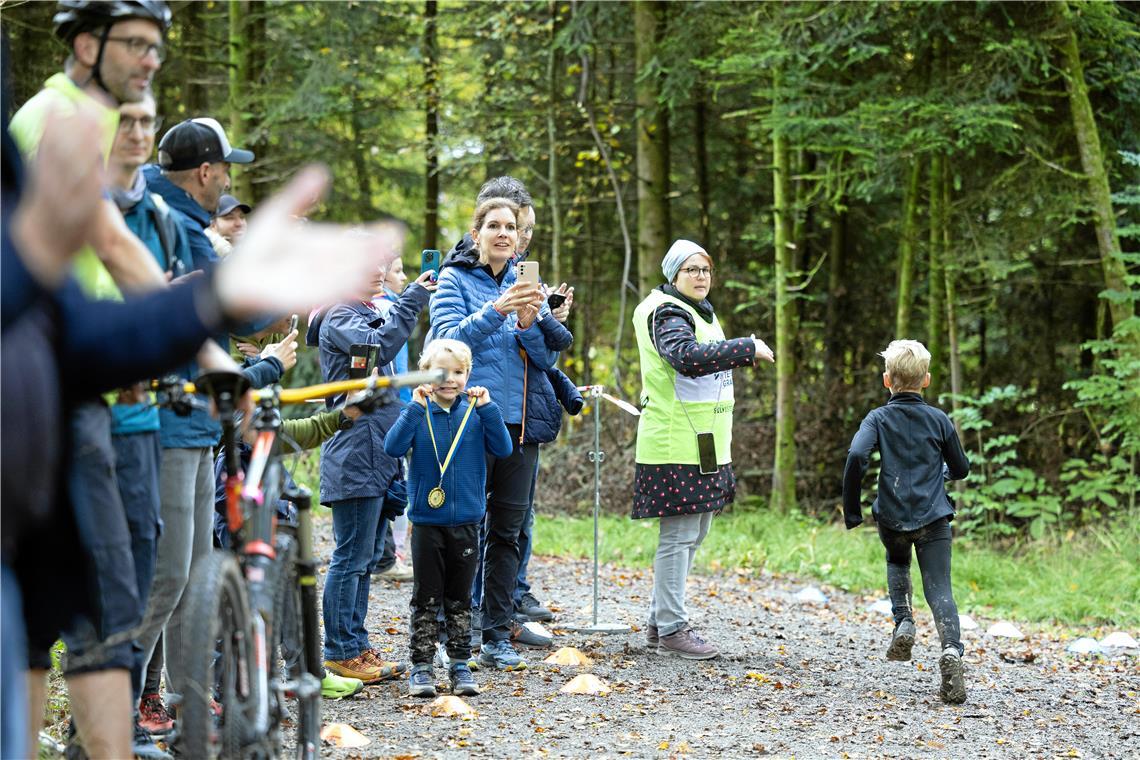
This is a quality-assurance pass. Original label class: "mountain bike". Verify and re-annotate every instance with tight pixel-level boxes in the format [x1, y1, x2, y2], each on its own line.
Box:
[157, 368, 441, 759]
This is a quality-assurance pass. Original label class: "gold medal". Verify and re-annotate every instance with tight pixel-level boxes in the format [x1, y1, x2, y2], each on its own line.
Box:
[424, 398, 477, 511]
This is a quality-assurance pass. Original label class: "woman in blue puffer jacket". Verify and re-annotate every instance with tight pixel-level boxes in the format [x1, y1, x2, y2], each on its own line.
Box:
[428, 196, 564, 670]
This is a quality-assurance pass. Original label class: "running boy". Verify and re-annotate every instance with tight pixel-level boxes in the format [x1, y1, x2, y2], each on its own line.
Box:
[384, 339, 513, 698]
[842, 340, 970, 704]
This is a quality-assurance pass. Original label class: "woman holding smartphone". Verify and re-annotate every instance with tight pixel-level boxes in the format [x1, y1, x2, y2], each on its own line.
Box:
[428, 196, 563, 671]
[631, 239, 774, 661]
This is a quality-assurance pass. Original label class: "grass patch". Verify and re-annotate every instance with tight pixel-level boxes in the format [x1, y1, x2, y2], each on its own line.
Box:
[532, 507, 1140, 628]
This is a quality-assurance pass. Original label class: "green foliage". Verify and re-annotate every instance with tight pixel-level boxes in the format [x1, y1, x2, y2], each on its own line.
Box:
[948, 385, 1136, 539]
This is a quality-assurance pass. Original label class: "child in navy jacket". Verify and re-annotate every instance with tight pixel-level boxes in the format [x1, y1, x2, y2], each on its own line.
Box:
[384, 339, 512, 698]
[843, 340, 970, 704]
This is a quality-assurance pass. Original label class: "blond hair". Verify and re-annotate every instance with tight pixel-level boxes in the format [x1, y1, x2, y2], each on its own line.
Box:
[880, 340, 931, 390]
[418, 338, 472, 373]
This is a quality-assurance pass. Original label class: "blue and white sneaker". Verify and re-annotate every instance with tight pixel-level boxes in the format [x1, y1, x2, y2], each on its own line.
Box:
[479, 640, 527, 671]
[408, 664, 436, 698]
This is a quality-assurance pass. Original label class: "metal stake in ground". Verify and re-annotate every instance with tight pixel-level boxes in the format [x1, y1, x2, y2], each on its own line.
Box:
[563, 385, 633, 634]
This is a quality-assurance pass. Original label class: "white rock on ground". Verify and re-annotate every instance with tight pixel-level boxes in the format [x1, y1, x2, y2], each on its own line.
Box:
[1099, 632, 1139, 649]
[986, 621, 1024, 639]
[959, 614, 978, 631]
[1067, 637, 1103, 655]
[794, 586, 829, 604]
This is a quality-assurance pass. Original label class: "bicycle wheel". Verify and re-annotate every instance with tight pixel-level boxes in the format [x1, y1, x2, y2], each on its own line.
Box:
[272, 530, 321, 760]
[180, 550, 260, 759]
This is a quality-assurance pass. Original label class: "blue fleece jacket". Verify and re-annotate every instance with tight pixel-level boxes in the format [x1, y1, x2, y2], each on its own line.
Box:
[308, 284, 430, 503]
[427, 244, 559, 425]
[383, 397, 512, 527]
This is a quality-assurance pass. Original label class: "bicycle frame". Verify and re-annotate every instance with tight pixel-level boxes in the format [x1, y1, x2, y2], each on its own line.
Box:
[198, 368, 444, 754]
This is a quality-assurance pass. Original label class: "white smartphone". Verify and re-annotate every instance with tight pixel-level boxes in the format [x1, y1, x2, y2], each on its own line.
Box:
[516, 261, 539, 285]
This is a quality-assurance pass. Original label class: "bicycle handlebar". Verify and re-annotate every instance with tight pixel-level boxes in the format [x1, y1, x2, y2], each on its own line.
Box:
[275, 368, 444, 405]
[154, 368, 446, 409]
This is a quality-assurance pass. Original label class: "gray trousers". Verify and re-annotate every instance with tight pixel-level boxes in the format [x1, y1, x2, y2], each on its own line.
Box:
[134, 447, 214, 698]
[648, 511, 713, 636]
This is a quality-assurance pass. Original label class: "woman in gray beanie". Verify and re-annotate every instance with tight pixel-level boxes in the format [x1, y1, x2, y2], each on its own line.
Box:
[631, 240, 774, 659]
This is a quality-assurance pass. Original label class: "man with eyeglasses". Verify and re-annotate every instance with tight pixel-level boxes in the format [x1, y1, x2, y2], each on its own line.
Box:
[107, 88, 195, 744]
[9, 3, 234, 758]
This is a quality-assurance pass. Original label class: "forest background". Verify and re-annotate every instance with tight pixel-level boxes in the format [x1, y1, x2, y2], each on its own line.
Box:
[4, 1, 1138, 580]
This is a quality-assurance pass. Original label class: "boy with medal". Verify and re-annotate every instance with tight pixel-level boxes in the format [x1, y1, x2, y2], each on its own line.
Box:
[384, 339, 513, 697]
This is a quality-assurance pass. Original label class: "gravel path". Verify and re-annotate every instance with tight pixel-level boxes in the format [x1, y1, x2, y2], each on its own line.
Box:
[315, 549, 1140, 759]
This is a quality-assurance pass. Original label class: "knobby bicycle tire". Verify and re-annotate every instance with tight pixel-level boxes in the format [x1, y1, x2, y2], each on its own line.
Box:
[272, 530, 321, 760]
[179, 550, 260, 759]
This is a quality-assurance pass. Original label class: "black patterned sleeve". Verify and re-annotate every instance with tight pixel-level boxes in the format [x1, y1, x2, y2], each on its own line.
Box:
[650, 304, 756, 378]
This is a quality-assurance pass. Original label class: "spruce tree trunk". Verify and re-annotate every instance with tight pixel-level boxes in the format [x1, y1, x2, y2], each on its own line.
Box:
[546, 0, 562, 283]
[771, 68, 797, 512]
[1058, 3, 1135, 338]
[943, 162, 963, 429]
[895, 160, 922, 336]
[423, 0, 440, 251]
[694, 84, 712, 249]
[634, 0, 670, 296]
[926, 152, 945, 402]
[824, 209, 847, 391]
[227, 0, 256, 201]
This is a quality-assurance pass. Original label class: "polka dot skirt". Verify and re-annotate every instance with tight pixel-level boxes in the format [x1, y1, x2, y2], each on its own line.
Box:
[632, 462, 736, 519]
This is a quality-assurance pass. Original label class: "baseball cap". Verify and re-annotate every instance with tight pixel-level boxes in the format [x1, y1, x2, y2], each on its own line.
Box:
[215, 194, 252, 218]
[158, 117, 254, 171]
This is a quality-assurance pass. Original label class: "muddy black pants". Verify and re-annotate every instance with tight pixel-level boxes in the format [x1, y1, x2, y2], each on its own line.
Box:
[877, 517, 962, 655]
[409, 523, 479, 665]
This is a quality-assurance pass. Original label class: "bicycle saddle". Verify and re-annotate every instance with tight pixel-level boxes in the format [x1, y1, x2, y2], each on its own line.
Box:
[194, 370, 251, 404]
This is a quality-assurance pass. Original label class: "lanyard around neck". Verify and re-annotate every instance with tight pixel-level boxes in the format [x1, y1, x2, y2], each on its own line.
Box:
[424, 398, 477, 481]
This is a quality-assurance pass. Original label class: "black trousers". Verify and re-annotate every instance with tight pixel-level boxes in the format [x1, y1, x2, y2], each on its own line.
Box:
[409, 523, 479, 665]
[878, 517, 962, 655]
[480, 424, 540, 643]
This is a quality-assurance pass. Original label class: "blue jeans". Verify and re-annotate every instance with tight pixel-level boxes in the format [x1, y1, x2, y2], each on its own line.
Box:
[112, 431, 163, 700]
[1, 565, 27, 760]
[59, 402, 140, 675]
[368, 517, 391, 575]
[323, 496, 382, 661]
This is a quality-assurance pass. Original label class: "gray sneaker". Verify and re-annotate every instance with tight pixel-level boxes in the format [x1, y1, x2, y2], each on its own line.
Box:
[939, 648, 967, 704]
[657, 626, 718, 660]
[646, 624, 659, 647]
[886, 619, 916, 661]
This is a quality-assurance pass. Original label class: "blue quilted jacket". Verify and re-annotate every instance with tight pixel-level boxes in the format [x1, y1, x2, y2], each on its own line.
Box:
[427, 245, 560, 426]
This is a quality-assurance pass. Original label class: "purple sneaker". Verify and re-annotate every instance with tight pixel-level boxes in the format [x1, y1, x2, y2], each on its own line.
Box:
[656, 626, 718, 660]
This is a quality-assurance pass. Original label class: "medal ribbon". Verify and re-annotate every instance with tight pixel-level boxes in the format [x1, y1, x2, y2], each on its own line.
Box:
[424, 395, 478, 487]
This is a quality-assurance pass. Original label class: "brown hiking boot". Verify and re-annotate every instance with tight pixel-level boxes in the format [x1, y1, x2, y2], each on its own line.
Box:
[657, 626, 718, 660]
[324, 656, 385, 684]
[360, 648, 408, 681]
[646, 624, 659, 647]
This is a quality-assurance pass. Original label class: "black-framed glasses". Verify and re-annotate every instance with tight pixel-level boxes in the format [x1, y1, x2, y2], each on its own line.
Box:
[104, 35, 167, 63]
[117, 115, 163, 134]
[679, 266, 713, 278]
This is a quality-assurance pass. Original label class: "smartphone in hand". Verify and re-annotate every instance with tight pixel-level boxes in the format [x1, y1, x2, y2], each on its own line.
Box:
[547, 292, 566, 310]
[421, 249, 441, 282]
[516, 260, 539, 285]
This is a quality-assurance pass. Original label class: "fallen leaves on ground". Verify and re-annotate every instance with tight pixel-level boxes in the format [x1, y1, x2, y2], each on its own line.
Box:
[320, 723, 370, 748]
[429, 695, 477, 718]
[560, 673, 610, 695]
[545, 647, 595, 667]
